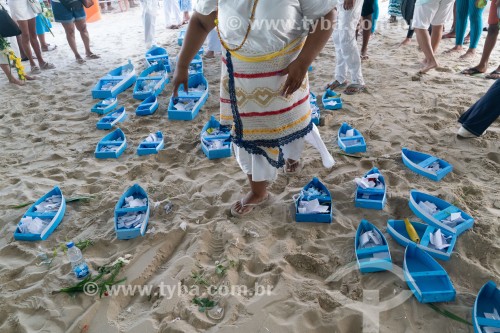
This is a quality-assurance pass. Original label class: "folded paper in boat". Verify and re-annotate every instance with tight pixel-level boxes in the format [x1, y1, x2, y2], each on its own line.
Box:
[117, 212, 144, 229]
[145, 133, 159, 142]
[297, 198, 329, 214]
[359, 230, 382, 249]
[124, 196, 147, 208]
[440, 212, 465, 227]
[418, 201, 440, 215]
[355, 174, 384, 189]
[19, 217, 50, 234]
[324, 100, 338, 107]
[429, 229, 451, 250]
[484, 308, 500, 333]
[35, 195, 62, 213]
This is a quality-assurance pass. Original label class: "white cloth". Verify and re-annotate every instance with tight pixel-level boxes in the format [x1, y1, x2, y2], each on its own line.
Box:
[164, 0, 182, 26]
[413, 0, 454, 29]
[9, 0, 37, 21]
[206, 28, 221, 52]
[332, 0, 365, 85]
[235, 137, 305, 182]
[194, 0, 337, 56]
[142, 0, 158, 48]
[0, 0, 21, 65]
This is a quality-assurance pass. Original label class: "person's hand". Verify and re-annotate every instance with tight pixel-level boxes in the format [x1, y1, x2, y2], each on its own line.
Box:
[344, 0, 354, 10]
[281, 58, 309, 97]
[172, 65, 189, 97]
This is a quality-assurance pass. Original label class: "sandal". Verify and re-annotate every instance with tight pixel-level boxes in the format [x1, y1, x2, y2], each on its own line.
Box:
[30, 66, 41, 74]
[485, 70, 500, 80]
[42, 44, 57, 52]
[344, 84, 366, 95]
[230, 194, 270, 218]
[86, 53, 100, 60]
[284, 159, 302, 175]
[461, 67, 484, 76]
[325, 80, 348, 90]
[40, 62, 55, 70]
[76, 58, 86, 64]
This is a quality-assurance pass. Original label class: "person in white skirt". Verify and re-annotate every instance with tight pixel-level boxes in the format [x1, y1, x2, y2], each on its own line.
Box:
[164, 0, 182, 29]
[0, 0, 34, 84]
[8, 0, 55, 74]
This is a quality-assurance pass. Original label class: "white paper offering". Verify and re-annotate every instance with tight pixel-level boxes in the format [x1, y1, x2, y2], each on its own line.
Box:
[298, 198, 330, 214]
[325, 101, 338, 107]
[124, 196, 147, 208]
[346, 129, 355, 137]
[441, 212, 465, 227]
[429, 229, 451, 251]
[418, 201, 439, 215]
[19, 217, 50, 234]
[483, 308, 500, 333]
[359, 230, 382, 249]
[425, 161, 441, 173]
[145, 133, 158, 142]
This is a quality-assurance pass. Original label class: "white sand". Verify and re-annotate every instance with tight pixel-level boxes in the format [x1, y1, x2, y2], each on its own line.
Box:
[0, 2, 499, 333]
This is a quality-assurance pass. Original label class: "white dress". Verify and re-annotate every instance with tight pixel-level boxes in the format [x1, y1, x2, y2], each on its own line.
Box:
[8, 0, 37, 21]
[163, 0, 182, 26]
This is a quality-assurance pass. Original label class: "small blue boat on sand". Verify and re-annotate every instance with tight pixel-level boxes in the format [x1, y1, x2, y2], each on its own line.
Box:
[201, 115, 232, 159]
[404, 243, 456, 303]
[402, 148, 453, 181]
[95, 128, 127, 159]
[338, 122, 367, 154]
[178, 29, 185, 46]
[91, 97, 118, 115]
[136, 95, 159, 116]
[137, 131, 164, 156]
[145, 45, 171, 72]
[409, 189, 474, 236]
[14, 186, 66, 241]
[92, 60, 137, 99]
[133, 63, 170, 100]
[355, 167, 387, 210]
[355, 220, 392, 273]
[168, 73, 209, 121]
[96, 106, 127, 130]
[322, 89, 343, 110]
[114, 184, 150, 240]
[386, 219, 457, 261]
[310, 91, 320, 125]
[295, 177, 332, 223]
[473, 281, 500, 333]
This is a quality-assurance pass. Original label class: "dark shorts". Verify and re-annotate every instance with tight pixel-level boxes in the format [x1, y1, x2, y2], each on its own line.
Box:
[362, 0, 376, 17]
[52, 1, 86, 23]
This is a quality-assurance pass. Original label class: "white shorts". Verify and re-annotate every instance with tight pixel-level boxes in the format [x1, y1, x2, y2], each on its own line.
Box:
[412, 0, 454, 29]
[9, 0, 37, 21]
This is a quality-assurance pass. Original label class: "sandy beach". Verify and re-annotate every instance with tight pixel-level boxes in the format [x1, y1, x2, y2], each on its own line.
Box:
[0, 1, 499, 332]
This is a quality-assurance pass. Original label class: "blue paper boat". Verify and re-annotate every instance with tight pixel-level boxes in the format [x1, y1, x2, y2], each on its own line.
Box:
[137, 131, 164, 156]
[404, 243, 456, 303]
[91, 97, 118, 115]
[355, 220, 392, 273]
[14, 186, 66, 241]
[133, 62, 170, 100]
[473, 281, 500, 333]
[95, 128, 127, 159]
[295, 177, 333, 223]
[201, 115, 232, 159]
[114, 184, 149, 240]
[310, 91, 320, 125]
[145, 45, 171, 72]
[409, 189, 474, 236]
[355, 167, 387, 210]
[92, 60, 137, 99]
[386, 219, 457, 261]
[136, 95, 159, 116]
[168, 73, 209, 121]
[96, 106, 127, 130]
[338, 122, 367, 154]
[322, 89, 342, 110]
[402, 148, 453, 182]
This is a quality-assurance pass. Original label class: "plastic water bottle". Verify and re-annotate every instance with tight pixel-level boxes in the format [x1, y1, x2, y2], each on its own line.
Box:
[67, 242, 89, 279]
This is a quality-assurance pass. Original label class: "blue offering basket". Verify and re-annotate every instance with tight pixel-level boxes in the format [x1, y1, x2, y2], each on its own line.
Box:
[355, 220, 393, 273]
[114, 184, 150, 240]
[95, 128, 127, 159]
[402, 148, 453, 181]
[295, 177, 333, 223]
[355, 167, 386, 210]
[137, 131, 164, 156]
[322, 89, 343, 110]
[168, 73, 209, 121]
[337, 122, 367, 154]
[201, 116, 232, 159]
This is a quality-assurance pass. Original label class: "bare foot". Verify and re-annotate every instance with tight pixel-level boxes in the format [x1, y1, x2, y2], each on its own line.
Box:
[231, 191, 269, 215]
[419, 59, 438, 74]
[444, 45, 463, 54]
[24, 74, 36, 81]
[9, 78, 25, 85]
[459, 50, 476, 60]
[400, 38, 411, 46]
[442, 32, 456, 39]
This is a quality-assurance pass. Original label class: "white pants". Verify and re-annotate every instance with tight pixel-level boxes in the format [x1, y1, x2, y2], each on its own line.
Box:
[164, 0, 182, 27]
[206, 28, 222, 53]
[412, 0, 454, 29]
[332, 0, 365, 85]
[141, 0, 157, 48]
[234, 138, 305, 182]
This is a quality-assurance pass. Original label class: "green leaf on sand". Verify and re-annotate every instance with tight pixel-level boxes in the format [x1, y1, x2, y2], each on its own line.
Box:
[427, 303, 473, 326]
[192, 297, 215, 312]
[338, 152, 363, 159]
